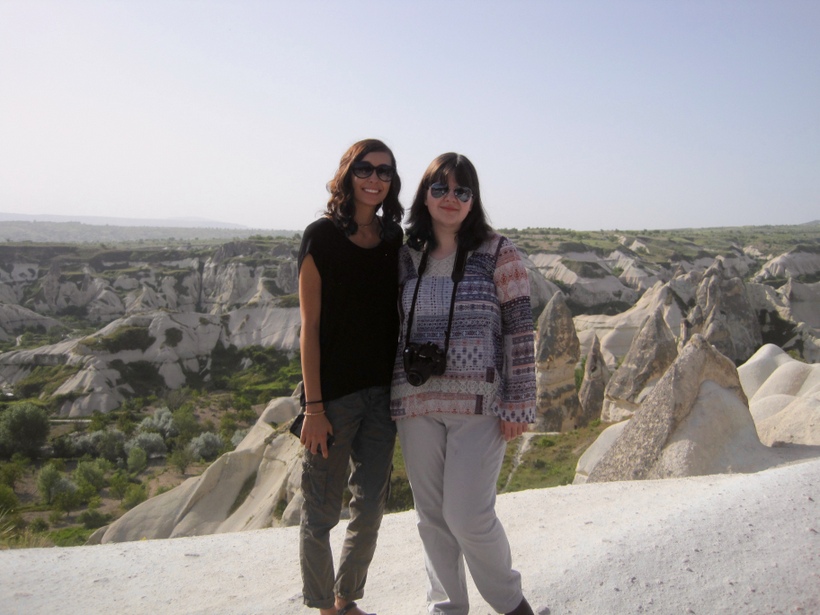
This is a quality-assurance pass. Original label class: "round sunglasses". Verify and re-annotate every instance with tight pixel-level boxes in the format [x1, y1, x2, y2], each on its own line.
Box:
[429, 183, 473, 203]
[352, 161, 395, 182]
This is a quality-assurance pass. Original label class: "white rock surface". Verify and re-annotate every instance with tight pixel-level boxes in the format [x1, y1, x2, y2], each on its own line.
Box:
[1, 459, 818, 615]
[739, 344, 820, 446]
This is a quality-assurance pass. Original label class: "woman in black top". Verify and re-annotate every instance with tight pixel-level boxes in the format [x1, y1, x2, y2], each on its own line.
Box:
[296, 139, 403, 615]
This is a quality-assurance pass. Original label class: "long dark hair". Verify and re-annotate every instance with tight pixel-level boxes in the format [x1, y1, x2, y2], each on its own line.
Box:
[325, 139, 403, 236]
[405, 152, 492, 251]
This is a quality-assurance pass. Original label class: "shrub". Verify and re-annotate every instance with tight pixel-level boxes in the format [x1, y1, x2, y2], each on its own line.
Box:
[168, 447, 194, 474]
[0, 484, 19, 513]
[127, 447, 148, 474]
[164, 327, 183, 348]
[37, 464, 63, 505]
[77, 509, 110, 530]
[122, 483, 147, 510]
[125, 432, 167, 458]
[0, 402, 50, 459]
[51, 478, 80, 512]
[51, 434, 78, 459]
[0, 459, 26, 488]
[74, 460, 107, 492]
[171, 406, 200, 445]
[28, 518, 49, 533]
[188, 432, 223, 461]
[139, 407, 178, 440]
[84, 326, 155, 353]
[108, 470, 130, 500]
[231, 428, 249, 447]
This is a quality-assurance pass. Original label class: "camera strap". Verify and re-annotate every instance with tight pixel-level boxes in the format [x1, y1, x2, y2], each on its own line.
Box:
[404, 243, 468, 359]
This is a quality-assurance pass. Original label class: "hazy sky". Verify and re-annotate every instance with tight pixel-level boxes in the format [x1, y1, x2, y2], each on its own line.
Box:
[1, 1, 818, 232]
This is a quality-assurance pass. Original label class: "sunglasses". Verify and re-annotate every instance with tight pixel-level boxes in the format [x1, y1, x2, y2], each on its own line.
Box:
[352, 161, 395, 182]
[429, 183, 473, 203]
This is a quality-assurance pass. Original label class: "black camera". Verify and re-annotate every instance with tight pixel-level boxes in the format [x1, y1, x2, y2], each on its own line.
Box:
[403, 341, 447, 387]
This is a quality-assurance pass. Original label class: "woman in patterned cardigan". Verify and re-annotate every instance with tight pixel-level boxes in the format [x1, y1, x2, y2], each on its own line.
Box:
[390, 153, 537, 615]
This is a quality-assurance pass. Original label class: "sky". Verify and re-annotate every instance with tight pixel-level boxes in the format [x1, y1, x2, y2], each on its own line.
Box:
[1, 1, 818, 233]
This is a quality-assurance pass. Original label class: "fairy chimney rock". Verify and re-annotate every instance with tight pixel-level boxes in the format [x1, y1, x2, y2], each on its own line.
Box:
[578, 333, 610, 427]
[587, 334, 760, 483]
[534, 290, 582, 431]
[600, 308, 678, 422]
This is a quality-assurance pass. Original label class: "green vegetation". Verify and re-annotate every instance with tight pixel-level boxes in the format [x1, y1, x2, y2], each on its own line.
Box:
[499, 421, 608, 493]
[209, 344, 302, 405]
[12, 365, 80, 400]
[82, 326, 156, 353]
[0, 403, 50, 459]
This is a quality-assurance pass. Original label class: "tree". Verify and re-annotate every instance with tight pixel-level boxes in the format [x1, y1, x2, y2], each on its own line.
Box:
[0, 402, 50, 459]
[37, 464, 63, 505]
[127, 447, 147, 474]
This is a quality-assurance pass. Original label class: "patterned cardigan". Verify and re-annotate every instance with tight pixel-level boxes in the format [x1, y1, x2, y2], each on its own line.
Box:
[390, 233, 536, 423]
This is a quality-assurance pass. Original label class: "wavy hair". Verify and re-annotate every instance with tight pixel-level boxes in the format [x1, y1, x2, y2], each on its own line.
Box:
[405, 152, 492, 251]
[325, 139, 403, 237]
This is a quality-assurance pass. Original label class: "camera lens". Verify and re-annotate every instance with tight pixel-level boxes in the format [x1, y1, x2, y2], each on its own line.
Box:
[406, 371, 425, 387]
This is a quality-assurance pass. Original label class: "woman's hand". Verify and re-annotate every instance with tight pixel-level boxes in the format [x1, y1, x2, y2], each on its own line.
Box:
[500, 419, 529, 442]
[301, 411, 334, 459]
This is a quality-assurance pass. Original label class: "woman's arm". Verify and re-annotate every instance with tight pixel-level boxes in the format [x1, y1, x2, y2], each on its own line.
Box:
[493, 237, 537, 438]
[299, 253, 333, 458]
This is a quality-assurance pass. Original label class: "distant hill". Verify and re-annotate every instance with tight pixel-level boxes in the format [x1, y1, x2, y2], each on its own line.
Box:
[0, 215, 296, 243]
[0, 212, 248, 229]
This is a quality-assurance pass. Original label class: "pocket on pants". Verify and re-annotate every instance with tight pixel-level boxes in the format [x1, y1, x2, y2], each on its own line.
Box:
[301, 458, 329, 508]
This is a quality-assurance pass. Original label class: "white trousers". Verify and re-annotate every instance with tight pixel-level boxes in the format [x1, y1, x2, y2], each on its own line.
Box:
[397, 413, 524, 615]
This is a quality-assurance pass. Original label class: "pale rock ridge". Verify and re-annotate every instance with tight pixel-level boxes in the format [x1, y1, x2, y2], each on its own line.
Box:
[692, 260, 762, 363]
[0, 303, 62, 343]
[738, 344, 820, 446]
[529, 251, 639, 310]
[0, 281, 20, 303]
[577, 333, 610, 426]
[92, 396, 302, 543]
[781, 279, 820, 328]
[0, 307, 300, 416]
[573, 280, 687, 368]
[753, 246, 820, 282]
[588, 335, 762, 482]
[30, 264, 125, 323]
[517, 251, 559, 318]
[600, 308, 678, 422]
[534, 291, 581, 431]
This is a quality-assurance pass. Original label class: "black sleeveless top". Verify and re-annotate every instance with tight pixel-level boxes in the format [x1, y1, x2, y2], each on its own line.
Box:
[297, 216, 402, 402]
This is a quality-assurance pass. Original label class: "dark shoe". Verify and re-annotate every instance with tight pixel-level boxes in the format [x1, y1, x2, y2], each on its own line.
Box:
[506, 597, 535, 615]
[337, 602, 375, 615]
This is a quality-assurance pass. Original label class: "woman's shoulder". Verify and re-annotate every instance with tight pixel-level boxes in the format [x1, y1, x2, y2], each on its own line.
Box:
[303, 216, 336, 236]
[474, 232, 508, 254]
[380, 217, 404, 245]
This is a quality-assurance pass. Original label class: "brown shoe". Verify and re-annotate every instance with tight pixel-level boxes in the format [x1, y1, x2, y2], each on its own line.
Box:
[505, 597, 535, 615]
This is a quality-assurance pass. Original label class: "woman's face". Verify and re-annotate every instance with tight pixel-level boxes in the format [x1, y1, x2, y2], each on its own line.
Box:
[351, 151, 393, 211]
[425, 173, 472, 234]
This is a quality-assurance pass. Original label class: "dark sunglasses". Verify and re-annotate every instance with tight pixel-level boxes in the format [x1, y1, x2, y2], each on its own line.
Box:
[352, 161, 395, 182]
[429, 183, 473, 203]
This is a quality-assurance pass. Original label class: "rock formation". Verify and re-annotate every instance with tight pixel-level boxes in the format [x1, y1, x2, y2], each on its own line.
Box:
[753, 246, 820, 282]
[529, 250, 639, 312]
[0, 307, 301, 416]
[91, 396, 303, 543]
[577, 333, 610, 426]
[534, 291, 581, 431]
[738, 344, 820, 446]
[600, 308, 678, 422]
[691, 260, 762, 363]
[587, 335, 763, 482]
[0, 303, 62, 343]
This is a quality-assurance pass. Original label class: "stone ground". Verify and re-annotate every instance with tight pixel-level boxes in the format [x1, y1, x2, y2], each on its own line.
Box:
[1, 456, 818, 615]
